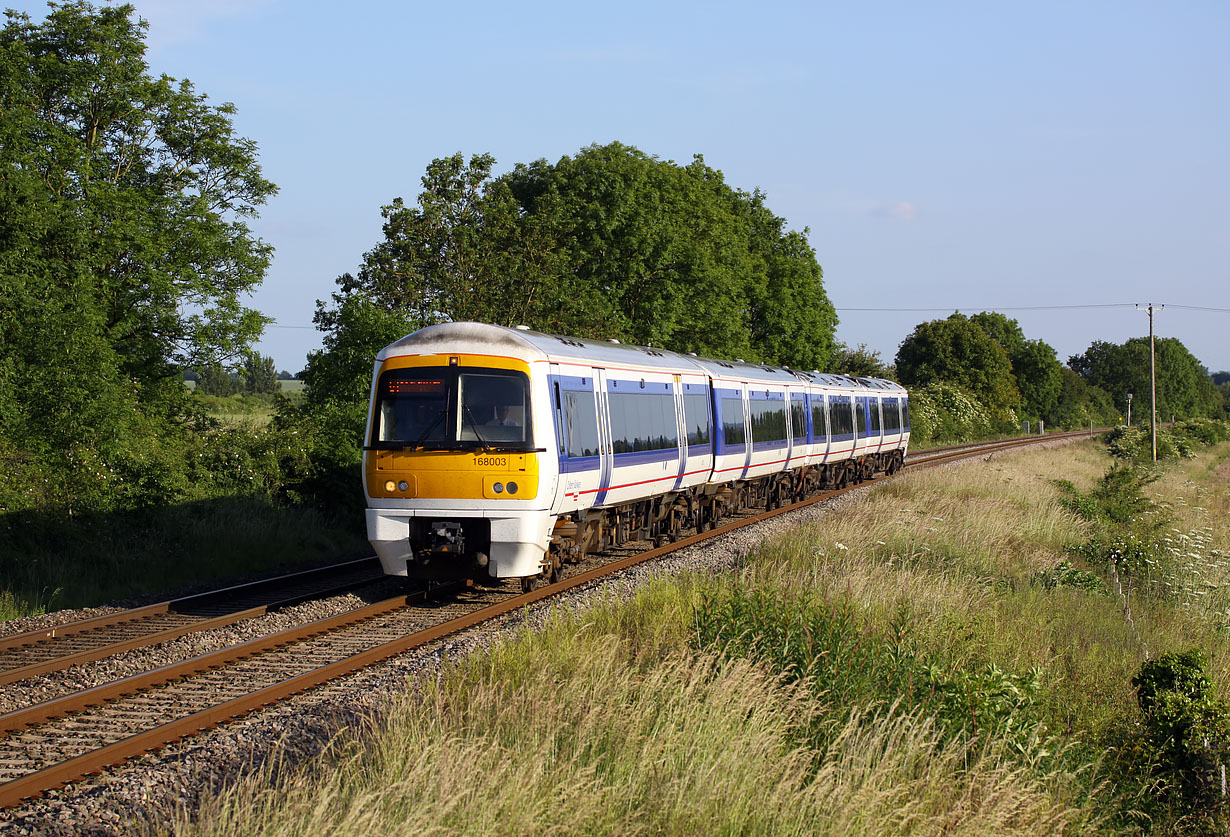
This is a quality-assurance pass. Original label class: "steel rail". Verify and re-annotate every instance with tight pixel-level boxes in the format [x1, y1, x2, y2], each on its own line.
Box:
[0, 429, 1100, 809]
[0, 558, 382, 686]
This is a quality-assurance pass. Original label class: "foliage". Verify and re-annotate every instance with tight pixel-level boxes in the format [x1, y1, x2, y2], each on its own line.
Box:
[196, 363, 241, 396]
[970, 312, 1064, 419]
[308, 143, 836, 419]
[902, 381, 1002, 446]
[1070, 338, 1224, 422]
[830, 342, 894, 378]
[1104, 420, 1230, 463]
[1048, 367, 1119, 430]
[694, 588, 1047, 754]
[1031, 560, 1108, 595]
[241, 351, 278, 395]
[895, 313, 1020, 415]
[1109, 650, 1230, 834]
[0, 2, 276, 458]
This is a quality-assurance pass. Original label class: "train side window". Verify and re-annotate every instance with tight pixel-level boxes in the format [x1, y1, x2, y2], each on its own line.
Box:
[683, 392, 711, 446]
[561, 390, 599, 457]
[882, 398, 899, 432]
[812, 399, 829, 440]
[721, 396, 745, 445]
[790, 394, 807, 441]
[749, 398, 787, 443]
[830, 398, 853, 436]
[609, 392, 677, 453]
[869, 399, 881, 434]
[902, 399, 910, 429]
[855, 398, 868, 436]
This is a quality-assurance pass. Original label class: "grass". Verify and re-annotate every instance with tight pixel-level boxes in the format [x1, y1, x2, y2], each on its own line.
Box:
[185, 437, 1230, 834]
[181, 584, 1094, 835]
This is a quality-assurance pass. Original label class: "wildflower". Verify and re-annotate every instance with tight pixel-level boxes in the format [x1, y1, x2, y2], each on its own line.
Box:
[834, 542, 848, 551]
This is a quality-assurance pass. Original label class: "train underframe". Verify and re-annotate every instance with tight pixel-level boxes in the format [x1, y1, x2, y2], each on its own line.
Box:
[543, 449, 905, 587]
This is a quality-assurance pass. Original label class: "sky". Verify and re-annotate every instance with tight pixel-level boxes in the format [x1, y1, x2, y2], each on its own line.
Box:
[10, 0, 1230, 376]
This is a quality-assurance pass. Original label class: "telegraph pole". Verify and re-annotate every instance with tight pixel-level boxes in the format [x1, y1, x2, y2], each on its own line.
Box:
[1136, 304, 1163, 462]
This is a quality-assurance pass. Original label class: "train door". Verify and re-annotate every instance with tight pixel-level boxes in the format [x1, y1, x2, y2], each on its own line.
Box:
[740, 382, 753, 479]
[671, 375, 686, 490]
[593, 368, 614, 505]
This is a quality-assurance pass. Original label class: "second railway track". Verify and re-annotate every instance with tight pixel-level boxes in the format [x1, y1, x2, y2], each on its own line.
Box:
[0, 429, 1099, 809]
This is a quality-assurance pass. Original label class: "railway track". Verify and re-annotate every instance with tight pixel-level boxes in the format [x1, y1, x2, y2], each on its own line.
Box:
[0, 557, 383, 689]
[0, 429, 1098, 809]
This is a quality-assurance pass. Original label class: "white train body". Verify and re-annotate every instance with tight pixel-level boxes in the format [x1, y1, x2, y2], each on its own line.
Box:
[363, 323, 910, 584]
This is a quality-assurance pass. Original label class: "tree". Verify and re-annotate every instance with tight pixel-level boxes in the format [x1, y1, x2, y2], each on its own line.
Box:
[0, 2, 275, 453]
[502, 144, 836, 369]
[1070, 338, 1222, 421]
[969, 312, 1063, 419]
[831, 343, 893, 378]
[1048, 368, 1118, 429]
[242, 351, 278, 395]
[895, 313, 1019, 415]
[309, 142, 838, 417]
[196, 363, 240, 397]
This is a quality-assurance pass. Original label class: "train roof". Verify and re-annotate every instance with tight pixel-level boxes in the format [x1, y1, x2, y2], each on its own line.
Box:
[379, 323, 906, 394]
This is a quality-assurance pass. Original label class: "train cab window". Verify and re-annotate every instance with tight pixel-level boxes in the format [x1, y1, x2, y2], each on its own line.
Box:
[720, 396, 746, 445]
[790, 394, 807, 441]
[683, 391, 711, 447]
[561, 390, 599, 457]
[375, 372, 449, 444]
[460, 373, 529, 443]
[370, 366, 533, 450]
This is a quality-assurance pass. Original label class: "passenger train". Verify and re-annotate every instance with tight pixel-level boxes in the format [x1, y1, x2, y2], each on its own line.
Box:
[363, 322, 910, 590]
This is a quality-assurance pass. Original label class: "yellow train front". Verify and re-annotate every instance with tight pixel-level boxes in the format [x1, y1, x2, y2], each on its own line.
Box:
[362, 323, 558, 585]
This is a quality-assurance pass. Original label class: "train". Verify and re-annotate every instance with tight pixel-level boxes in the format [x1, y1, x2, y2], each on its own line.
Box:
[363, 322, 910, 591]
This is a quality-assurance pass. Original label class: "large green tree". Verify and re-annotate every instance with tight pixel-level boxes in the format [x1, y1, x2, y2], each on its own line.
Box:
[323, 143, 836, 385]
[0, 2, 275, 452]
[895, 313, 1019, 415]
[969, 312, 1063, 420]
[1069, 338, 1223, 421]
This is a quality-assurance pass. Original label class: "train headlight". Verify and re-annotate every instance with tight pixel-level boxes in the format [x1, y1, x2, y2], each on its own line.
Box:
[398, 480, 409, 492]
[493, 482, 504, 494]
[384, 480, 396, 492]
[506, 481, 518, 495]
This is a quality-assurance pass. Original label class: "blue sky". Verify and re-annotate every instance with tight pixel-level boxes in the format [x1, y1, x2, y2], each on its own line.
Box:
[11, 1, 1229, 375]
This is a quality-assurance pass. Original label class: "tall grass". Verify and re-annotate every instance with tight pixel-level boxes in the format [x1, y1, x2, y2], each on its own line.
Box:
[183, 590, 1095, 836]
[180, 439, 1230, 833]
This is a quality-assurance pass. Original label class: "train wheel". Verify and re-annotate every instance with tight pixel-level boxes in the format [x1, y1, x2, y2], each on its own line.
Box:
[520, 576, 538, 594]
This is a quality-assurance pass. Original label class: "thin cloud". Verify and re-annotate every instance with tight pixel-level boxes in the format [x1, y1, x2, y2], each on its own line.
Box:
[866, 200, 919, 222]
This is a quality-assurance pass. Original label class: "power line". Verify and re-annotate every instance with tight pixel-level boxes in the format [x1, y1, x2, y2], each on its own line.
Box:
[835, 303, 1141, 312]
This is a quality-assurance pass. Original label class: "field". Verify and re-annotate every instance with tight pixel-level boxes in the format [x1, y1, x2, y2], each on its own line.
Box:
[180, 439, 1230, 834]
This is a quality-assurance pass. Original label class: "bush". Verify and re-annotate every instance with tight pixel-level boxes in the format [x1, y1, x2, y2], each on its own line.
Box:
[907, 382, 1008, 446]
[1109, 650, 1230, 834]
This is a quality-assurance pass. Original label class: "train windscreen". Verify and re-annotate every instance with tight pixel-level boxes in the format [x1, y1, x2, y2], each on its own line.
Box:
[371, 367, 533, 450]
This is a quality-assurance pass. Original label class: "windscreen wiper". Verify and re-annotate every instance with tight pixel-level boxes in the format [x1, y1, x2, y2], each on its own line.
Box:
[410, 408, 449, 450]
[461, 405, 495, 452]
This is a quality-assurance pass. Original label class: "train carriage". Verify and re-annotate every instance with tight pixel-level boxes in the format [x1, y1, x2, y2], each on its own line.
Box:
[364, 322, 910, 589]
